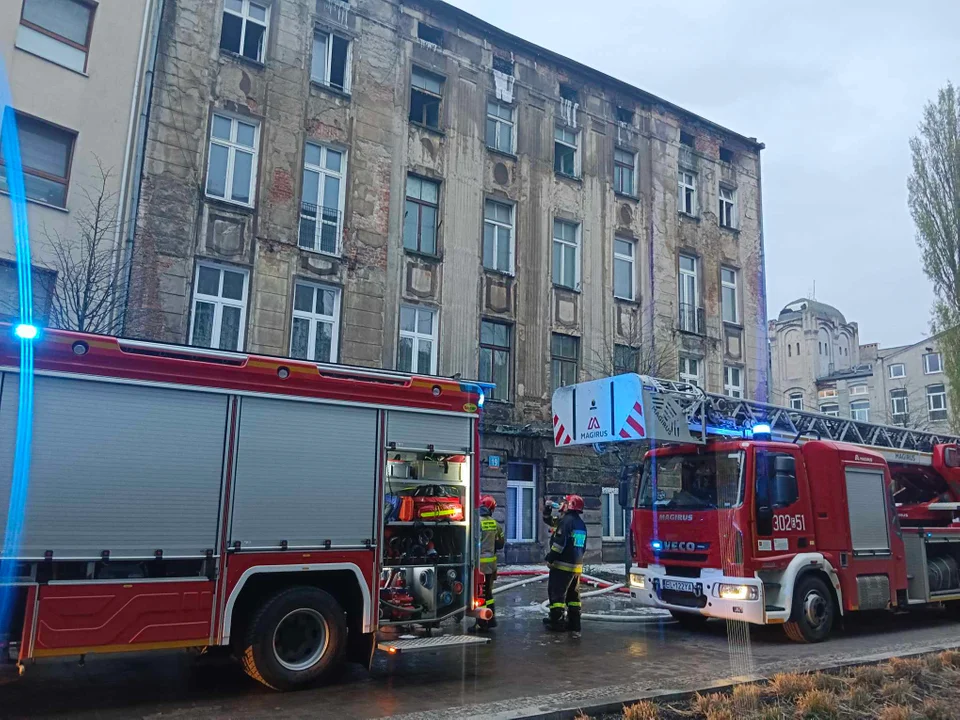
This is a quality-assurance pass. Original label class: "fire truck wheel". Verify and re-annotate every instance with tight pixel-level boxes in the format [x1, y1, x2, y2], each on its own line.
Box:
[784, 575, 834, 643]
[669, 610, 709, 629]
[240, 586, 347, 691]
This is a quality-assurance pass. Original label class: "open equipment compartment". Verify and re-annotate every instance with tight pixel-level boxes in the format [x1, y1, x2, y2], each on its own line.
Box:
[379, 451, 472, 625]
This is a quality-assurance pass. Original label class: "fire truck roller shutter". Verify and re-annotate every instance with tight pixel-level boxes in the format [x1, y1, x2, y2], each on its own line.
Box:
[230, 398, 378, 549]
[386, 411, 472, 453]
[845, 468, 892, 555]
[0, 373, 228, 560]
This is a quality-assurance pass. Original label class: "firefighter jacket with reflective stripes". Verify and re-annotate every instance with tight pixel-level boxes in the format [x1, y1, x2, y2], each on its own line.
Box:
[544, 510, 587, 574]
[479, 506, 505, 575]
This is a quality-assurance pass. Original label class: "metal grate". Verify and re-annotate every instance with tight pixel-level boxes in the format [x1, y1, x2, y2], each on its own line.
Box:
[378, 634, 489, 653]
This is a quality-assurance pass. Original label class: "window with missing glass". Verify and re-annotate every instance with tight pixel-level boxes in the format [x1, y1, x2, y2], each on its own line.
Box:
[479, 320, 511, 402]
[403, 175, 439, 255]
[554, 126, 579, 177]
[220, 0, 268, 63]
[551, 333, 579, 390]
[311, 29, 350, 92]
[410, 67, 443, 129]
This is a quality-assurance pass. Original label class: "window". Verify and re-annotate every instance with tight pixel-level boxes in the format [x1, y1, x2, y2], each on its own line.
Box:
[554, 126, 579, 177]
[206, 114, 258, 207]
[721, 267, 739, 324]
[492, 56, 514, 75]
[220, 0, 268, 63]
[410, 67, 443, 130]
[482, 199, 514, 273]
[889, 363, 906, 379]
[397, 305, 437, 374]
[311, 30, 350, 92]
[506, 463, 536, 542]
[0, 113, 75, 208]
[614, 148, 636, 196]
[190, 263, 248, 351]
[678, 254, 699, 333]
[789, 393, 803, 410]
[479, 320, 511, 402]
[788, 345, 792, 357]
[890, 388, 909, 418]
[614, 237, 636, 300]
[0, 260, 54, 324]
[614, 345, 639, 375]
[678, 171, 697, 215]
[486, 100, 515, 154]
[403, 175, 439, 255]
[928, 384, 947, 421]
[719, 186, 736, 228]
[850, 384, 869, 396]
[679, 356, 701, 387]
[417, 22, 443, 47]
[551, 334, 579, 390]
[819, 403, 840, 417]
[850, 400, 870, 421]
[299, 142, 345, 255]
[724, 366, 743, 399]
[552, 219, 580, 289]
[616, 106, 634, 124]
[924, 353, 943, 375]
[601, 488, 625, 540]
[719, 146, 734, 163]
[818, 388, 838, 400]
[679, 130, 695, 147]
[559, 84, 578, 103]
[17, 0, 95, 73]
[290, 282, 340, 363]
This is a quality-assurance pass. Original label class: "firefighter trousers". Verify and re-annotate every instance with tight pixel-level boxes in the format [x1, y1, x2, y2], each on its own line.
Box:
[547, 568, 581, 631]
[477, 569, 497, 628]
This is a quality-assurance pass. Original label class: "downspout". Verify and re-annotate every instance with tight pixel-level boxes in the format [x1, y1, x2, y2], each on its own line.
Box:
[120, 0, 164, 336]
[755, 147, 768, 404]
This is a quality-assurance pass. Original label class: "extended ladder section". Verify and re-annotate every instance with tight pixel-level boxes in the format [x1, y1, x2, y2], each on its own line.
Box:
[552, 374, 960, 467]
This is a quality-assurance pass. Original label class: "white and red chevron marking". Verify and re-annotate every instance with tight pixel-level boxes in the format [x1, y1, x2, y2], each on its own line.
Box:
[552, 414, 572, 446]
[618, 401, 646, 439]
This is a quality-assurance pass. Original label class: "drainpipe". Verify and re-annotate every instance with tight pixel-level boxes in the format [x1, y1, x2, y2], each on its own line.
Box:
[120, 0, 164, 337]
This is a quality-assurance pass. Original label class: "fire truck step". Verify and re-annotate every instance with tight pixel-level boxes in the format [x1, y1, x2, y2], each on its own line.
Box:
[378, 635, 489, 654]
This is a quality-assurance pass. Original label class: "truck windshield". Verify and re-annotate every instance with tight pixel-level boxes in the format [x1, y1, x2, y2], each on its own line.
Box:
[638, 451, 744, 510]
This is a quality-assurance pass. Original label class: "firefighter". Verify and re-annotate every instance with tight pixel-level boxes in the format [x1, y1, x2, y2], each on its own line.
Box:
[471, 494, 505, 633]
[542, 494, 587, 635]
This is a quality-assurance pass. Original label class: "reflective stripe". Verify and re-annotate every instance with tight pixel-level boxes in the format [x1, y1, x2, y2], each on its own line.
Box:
[548, 602, 566, 609]
[549, 561, 583, 573]
[420, 508, 459, 518]
[479, 557, 497, 563]
[550, 544, 564, 553]
[485, 599, 495, 606]
[567, 601, 581, 607]
[480, 518, 498, 531]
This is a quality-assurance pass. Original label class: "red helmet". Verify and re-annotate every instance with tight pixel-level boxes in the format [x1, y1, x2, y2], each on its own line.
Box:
[480, 495, 497, 511]
[564, 494, 584, 512]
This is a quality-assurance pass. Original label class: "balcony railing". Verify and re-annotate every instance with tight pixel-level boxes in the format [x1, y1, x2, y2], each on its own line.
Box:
[679, 303, 704, 335]
[299, 202, 342, 255]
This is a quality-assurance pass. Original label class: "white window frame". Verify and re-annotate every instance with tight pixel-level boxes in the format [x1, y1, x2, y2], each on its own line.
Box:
[206, 113, 260, 208]
[819, 403, 840, 417]
[222, 0, 269, 63]
[486, 100, 515, 154]
[890, 389, 909, 417]
[678, 170, 697, 215]
[614, 148, 637, 196]
[311, 28, 352, 93]
[723, 365, 743, 399]
[552, 219, 580, 290]
[189, 262, 249, 351]
[818, 388, 838, 400]
[924, 353, 943, 375]
[718, 185, 736, 228]
[679, 254, 699, 332]
[554, 125, 580, 178]
[397, 304, 438, 374]
[679, 356, 701, 387]
[889, 363, 906, 379]
[927, 384, 947, 418]
[721, 266, 739, 324]
[483, 199, 515, 274]
[850, 400, 870, 422]
[299, 142, 346, 256]
[506, 463, 536, 543]
[601, 487, 625, 541]
[789, 393, 803, 410]
[850, 384, 869, 396]
[290, 282, 341, 363]
[613, 237, 636, 301]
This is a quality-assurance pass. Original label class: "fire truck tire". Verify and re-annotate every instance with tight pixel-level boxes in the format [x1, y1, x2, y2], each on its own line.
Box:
[784, 575, 834, 643]
[240, 586, 347, 691]
[670, 610, 709, 629]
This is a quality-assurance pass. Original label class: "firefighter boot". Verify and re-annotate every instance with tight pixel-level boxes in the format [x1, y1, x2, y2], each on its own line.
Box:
[566, 603, 582, 637]
[543, 605, 566, 631]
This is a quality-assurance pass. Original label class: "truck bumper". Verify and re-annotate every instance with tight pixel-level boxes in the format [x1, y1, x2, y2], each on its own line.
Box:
[628, 566, 766, 625]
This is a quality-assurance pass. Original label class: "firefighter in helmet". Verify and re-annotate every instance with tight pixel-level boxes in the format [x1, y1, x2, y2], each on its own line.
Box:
[471, 494, 505, 632]
[542, 494, 587, 635]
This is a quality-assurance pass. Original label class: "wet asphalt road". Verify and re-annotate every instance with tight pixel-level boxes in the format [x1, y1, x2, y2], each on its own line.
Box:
[2, 582, 960, 719]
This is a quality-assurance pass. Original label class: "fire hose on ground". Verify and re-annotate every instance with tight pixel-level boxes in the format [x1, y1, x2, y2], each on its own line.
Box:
[494, 569, 673, 624]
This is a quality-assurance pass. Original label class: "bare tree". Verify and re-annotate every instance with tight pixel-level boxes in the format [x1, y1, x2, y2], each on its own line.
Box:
[887, 377, 939, 432]
[42, 158, 129, 335]
[587, 308, 674, 381]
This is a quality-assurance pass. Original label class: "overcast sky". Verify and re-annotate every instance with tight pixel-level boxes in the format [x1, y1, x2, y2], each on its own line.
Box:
[446, 0, 960, 347]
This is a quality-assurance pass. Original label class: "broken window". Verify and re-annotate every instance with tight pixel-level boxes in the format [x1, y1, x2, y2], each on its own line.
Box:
[554, 125, 579, 177]
[616, 106, 634, 124]
[312, 29, 350, 92]
[220, 0, 268, 63]
[679, 130, 695, 147]
[559, 83, 578, 103]
[417, 22, 443, 47]
[614, 148, 636, 196]
[677, 170, 697, 215]
[719, 185, 736, 228]
[719, 146, 734, 163]
[486, 100, 515, 154]
[493, 55, 514, 75]
[410, 67, 443, 129]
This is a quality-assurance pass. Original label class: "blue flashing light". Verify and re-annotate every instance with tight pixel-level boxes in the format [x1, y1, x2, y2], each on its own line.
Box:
[752, 423, 772, 437]
[478, 391, 485, 408]
[651, 540, 663, 551]
[14, 323, 37, 340]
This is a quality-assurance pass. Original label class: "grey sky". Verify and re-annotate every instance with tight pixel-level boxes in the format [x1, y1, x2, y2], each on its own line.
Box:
[446, 0, 960, 347]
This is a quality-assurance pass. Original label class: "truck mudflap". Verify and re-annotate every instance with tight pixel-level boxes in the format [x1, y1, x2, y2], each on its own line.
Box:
[628, 566, 765, 625]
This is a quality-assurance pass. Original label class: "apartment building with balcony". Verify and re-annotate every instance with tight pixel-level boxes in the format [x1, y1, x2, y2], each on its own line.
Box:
[127, 0, 768, 561]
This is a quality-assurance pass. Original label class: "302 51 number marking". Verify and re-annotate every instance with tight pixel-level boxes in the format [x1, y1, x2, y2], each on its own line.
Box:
[773, 514, 806, 532]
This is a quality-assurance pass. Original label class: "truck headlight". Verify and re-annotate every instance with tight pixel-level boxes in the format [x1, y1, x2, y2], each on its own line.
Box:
[716, 583, 758, 601]
[629, 573, 646, 589]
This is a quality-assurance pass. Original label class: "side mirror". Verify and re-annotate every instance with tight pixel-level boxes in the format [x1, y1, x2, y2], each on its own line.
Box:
[772, 456, 798, 507]
[618, 465, 637, 508]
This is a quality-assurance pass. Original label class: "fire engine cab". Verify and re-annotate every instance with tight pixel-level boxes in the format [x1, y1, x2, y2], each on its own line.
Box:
[0, 326, 490, 690]
[553, 374, 960, 642]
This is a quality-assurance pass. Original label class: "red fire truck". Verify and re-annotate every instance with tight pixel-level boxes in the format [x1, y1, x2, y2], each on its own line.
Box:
[553, 374, 960, 642]
[0, 326, 490, 689]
